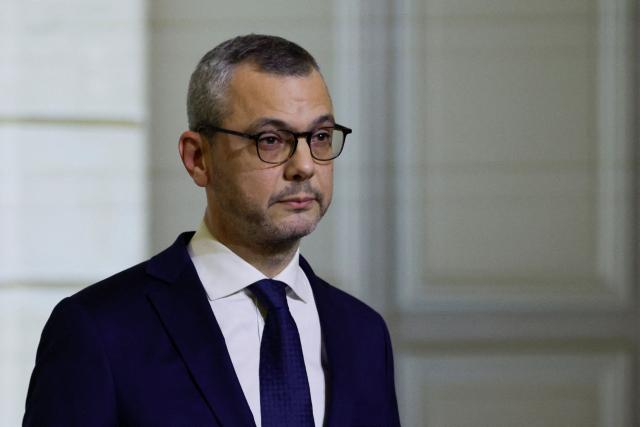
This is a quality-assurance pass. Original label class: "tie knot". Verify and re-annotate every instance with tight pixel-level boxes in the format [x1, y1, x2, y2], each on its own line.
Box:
[249, 279, 289, 311]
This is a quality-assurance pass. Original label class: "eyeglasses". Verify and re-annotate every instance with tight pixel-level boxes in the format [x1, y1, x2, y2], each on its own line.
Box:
[196, 123, 352, 164]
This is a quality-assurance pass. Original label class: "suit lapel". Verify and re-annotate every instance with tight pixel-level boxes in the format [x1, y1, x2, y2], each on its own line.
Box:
[300, 257, 353, 427]
[146, 233, 256, 427]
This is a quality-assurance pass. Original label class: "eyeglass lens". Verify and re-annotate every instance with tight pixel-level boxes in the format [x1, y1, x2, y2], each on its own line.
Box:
[256, 128, 345, 164]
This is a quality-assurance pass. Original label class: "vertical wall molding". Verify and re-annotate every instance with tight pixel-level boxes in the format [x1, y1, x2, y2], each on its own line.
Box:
[332, 0, 395, 311]
[595, 0, 635, 304]
[331, 0, 365, 300]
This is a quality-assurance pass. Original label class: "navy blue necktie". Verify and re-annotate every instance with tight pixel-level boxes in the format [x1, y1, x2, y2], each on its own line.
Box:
[249, 279, 314, 427]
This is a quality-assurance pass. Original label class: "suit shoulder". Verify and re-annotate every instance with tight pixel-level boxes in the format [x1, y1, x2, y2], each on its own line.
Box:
[67, 232, 194, 309]
[70, 260, 150, 306]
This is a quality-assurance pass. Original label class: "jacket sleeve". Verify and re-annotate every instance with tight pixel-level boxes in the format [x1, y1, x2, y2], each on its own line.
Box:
[23, 297, 118, 427]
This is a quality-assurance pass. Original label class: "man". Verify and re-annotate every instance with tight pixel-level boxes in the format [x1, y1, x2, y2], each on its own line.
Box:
[24, 34, 400, 426]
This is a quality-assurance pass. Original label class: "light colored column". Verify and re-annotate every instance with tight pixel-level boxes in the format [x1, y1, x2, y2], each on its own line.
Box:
[0, 1, 147, 424]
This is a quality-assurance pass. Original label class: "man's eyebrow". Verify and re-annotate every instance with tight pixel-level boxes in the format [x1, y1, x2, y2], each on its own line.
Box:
[309, 114, 335, 128]
[246, 118, 288, 132]
[246, 114, 336, 133]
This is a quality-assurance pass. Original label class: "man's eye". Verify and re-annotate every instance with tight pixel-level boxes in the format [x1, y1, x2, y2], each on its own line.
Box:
[258, 134, 284, 150]
[258, 134, 280, 144]
[311, 129, 332, 144]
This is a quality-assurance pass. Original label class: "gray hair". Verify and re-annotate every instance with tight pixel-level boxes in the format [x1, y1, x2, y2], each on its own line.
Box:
[187, 34, 320, 130]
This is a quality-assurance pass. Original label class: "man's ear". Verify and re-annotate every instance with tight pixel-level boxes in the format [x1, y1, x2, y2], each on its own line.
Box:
[178, 130, 210, 187]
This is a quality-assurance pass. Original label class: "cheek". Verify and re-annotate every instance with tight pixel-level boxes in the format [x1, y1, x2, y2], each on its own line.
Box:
[316, 165, 334, 202]
[318, 164, 333, 189]
[236, 170, 279, 204]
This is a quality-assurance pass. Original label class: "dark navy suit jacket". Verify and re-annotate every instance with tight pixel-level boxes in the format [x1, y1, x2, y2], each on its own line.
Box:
[24, 233, 401, 426]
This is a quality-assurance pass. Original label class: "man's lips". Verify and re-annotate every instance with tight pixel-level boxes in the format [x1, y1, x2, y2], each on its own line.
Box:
[277, 195, 316, 209]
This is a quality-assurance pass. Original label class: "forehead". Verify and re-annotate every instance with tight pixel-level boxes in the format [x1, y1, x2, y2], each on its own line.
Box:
[223, 64, 333, 129]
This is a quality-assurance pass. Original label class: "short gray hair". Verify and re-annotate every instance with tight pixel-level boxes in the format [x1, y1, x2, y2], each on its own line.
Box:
[187, 34, 320, 130]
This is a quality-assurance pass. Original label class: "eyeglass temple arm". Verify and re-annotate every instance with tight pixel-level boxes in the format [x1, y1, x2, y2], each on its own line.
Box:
[196, 125, 256, 140]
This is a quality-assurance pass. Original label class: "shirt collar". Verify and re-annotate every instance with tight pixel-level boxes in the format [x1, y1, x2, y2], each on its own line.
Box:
[187, 221, 311, 303]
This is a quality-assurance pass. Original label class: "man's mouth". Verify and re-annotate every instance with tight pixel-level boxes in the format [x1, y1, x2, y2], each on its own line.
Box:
[277, 195, 316, 209]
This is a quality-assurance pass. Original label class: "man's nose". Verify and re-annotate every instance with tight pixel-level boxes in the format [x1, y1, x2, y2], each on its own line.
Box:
[283, 137, 315, 181]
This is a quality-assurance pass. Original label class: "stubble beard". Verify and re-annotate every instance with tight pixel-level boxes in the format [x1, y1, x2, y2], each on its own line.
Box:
[213, 181, 331, 255]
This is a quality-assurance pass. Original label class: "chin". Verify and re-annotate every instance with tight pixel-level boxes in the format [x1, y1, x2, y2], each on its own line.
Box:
[255, 205, 326, 246]
[282, 220, 318, 240]
[264, 216, 319, 245]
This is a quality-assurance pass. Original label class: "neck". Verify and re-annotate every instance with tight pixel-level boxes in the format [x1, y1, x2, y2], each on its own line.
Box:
[203, 215, 300, 278]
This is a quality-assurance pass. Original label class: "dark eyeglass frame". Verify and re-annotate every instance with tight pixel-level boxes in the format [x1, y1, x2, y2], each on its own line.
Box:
[196, 123, 352, 164]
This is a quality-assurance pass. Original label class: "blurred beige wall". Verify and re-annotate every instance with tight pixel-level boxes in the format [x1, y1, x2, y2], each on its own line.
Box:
[1, 0, 638, 426]
[1, 0, 147, 422]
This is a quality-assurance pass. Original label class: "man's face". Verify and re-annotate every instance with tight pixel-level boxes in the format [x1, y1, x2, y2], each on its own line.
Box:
[204, 64, 334, 250]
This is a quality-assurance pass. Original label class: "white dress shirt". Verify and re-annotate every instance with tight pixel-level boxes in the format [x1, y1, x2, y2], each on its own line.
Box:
[187, 222, 326, 427]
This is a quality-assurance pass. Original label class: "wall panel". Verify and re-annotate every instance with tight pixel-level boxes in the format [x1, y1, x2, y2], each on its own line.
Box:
[395, 0, 634, 311]
[0, 125, 146, 282]
[399, 349, 631, 426]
